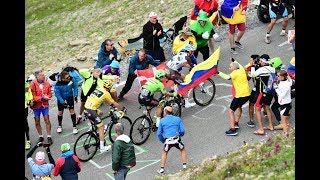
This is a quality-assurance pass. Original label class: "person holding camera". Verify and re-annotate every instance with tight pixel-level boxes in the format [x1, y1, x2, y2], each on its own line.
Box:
[54, 143, 81, 180]
[54, 70, 79, 135]
[26, 142, 55, 180]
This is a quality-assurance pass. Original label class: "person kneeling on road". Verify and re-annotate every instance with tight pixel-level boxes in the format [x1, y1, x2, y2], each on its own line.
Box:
[84, 79, 126, 153]
[138, 69, 176, 127]
[157, 106, 187, 175]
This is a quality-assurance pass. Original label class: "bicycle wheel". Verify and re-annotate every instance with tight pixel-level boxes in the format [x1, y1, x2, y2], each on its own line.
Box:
[165, 99, 182, 117]
[73, 131, 99, 162]
[193, 78, 216, 106]
[108, 116, 132, 143]
[130, 115, 152, 145]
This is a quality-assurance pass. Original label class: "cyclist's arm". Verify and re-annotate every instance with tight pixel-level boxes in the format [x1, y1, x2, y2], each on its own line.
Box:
[185, 56, 194, 68]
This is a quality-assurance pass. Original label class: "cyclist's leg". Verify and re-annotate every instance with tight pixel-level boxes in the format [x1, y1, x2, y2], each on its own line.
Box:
[110, 89, 118, 102]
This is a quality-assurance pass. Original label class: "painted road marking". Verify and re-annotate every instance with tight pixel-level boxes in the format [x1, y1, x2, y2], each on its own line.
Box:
[278, 41, 288, 47]
[192, 103, 227, 119]
[105, 159, 161, 180]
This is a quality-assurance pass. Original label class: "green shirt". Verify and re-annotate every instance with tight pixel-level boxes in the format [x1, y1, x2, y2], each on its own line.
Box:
[142, 78, 166, 96]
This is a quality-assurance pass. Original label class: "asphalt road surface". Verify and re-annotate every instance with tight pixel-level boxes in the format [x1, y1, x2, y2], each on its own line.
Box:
[25, 18, 295, 180]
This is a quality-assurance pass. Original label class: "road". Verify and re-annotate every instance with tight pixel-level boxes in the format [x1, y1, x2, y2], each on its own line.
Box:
[25, 18, 295, 180]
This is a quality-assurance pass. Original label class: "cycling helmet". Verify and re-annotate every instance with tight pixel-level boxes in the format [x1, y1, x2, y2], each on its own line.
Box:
[184, 44, 195, 52]
[61, 143, 71, 153]
[103, 79, 114, 89]
[25, 82, 30, 88]
[155, 69, 166, 80]
[35, 151, 45, 164]
[110, 60, 120, 69]
[269, 57, 283, 69]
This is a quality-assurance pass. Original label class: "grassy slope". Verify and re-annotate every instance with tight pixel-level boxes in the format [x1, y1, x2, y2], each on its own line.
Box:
[25, 0, 193, 75]
[156, 130, 295, 180]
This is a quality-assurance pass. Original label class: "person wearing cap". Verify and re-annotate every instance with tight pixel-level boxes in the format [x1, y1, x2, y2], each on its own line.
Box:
[53, 143, 81, 180]
[249, 54, 276, 135]
[101, 60, 121, 83]
[27, 142, 55, 180]
[30, 70, 53, 145]
[25, 81, 34, 150]
[172, 27, 197, 55]
[95, 38, 121, 68]
[157, 106, 186, 175]
[217, 58, 251, 136]
[190, 10, 215, 62]
[142, 12, 165, 62]
[112, 123, 136, 180]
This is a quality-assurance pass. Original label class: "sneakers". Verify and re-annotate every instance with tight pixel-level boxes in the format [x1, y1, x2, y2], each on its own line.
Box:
[225, 129, 238, 136]
[157, 168, 165, 175]
[25, 141, 31, 150]
[265, 36, 271, 44]
[47, 137, 53, 145]
[235, 41, 244, 49]
[100, 145, 112, 153]
[274, 123, 283, 130]
[73, 127, 78, 134]
[246, 121, 255, 128]
[280, 31, 287, 36]
[184, 102, 196, 108]
[230, 48, 238, 55]
[38, 136, 44, 143]
[234, 122, 239, 129]
[57, 126, 63, 133]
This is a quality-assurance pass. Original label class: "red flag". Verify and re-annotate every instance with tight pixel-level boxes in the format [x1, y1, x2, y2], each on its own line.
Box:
[136, 62, 174, 88]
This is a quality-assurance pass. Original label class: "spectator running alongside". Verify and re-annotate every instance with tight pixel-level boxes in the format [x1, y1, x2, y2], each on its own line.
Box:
[157, 106, 187, 175]
[217, 58, 250, 135]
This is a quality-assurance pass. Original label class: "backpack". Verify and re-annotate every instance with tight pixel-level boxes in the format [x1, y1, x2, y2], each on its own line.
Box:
[47, 66, 84, 86]
[260, 67, 277, 93]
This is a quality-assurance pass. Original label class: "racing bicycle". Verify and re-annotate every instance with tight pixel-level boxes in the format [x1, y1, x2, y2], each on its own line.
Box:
[73, 106, 132, 162]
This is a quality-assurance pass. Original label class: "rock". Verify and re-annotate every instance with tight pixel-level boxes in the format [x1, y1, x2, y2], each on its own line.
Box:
[77, 56, 87, 61]
[247, 148, 254, 156]
[69, 39, 91, 47]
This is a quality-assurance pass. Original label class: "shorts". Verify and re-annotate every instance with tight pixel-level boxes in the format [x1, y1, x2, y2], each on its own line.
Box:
[57, 96, 74, 111]
[33, 106, 49, 117]
[255, 92, 274, 108]
[269, 4, 288, 19]
[81, 90, 89, 102]
[138, 92, 159, 107]
[165, 68, 184, 83]
[229, 23, 245, 34]
[279, 103, 292, 116]
[163, 136, 184, 152]
[83, 108, 103, 127]
[249, 90, 259, 104]
[230, 96, 250, 111]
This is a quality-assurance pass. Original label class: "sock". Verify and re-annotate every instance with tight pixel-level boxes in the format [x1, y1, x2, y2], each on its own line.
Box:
[71, 114, 77, 127]
[282, 29, 286, 32]
[47, 135, 51, 137]
[235, 121, 239, 126]
[100, 141, 105, 149]
[156, 117, 161, 127]
[159, 167, 164, 173]
[78, 114, 82, 118]
[39, 135, 43, 137]
[183, 163, 187, 169]
[231, 128, 236, 131]
[184, 98, 189, 104]
[58, 115, 63, 126]
[266, 33, 270, 37]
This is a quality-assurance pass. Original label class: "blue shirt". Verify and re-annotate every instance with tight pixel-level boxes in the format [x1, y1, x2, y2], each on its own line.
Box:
[157, 115, 185, 143]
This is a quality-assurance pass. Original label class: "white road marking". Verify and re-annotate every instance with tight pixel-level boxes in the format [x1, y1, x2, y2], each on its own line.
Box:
[278, 41, 288, 47]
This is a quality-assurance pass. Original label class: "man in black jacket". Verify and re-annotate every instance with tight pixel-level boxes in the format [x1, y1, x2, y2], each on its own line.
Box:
[142, 12, 165, 62]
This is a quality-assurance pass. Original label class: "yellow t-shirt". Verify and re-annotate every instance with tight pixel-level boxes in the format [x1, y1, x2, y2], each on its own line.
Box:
[84, 87, 115, 110]
[230, 68, 250, 98]
[173, 34, 197, 55]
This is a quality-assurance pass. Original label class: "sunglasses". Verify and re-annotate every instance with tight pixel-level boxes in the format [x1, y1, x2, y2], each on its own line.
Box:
[107, 43, 114, 46]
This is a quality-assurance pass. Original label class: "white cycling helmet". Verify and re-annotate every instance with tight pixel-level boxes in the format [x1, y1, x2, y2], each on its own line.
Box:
[183, 44, 195, 52]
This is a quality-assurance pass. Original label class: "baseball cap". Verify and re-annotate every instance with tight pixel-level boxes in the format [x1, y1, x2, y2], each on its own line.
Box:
[35, 151, 45, 164]
[61, 143, 71, 153]
[259, 54, 270, 63]
[149, 12, 158, 18]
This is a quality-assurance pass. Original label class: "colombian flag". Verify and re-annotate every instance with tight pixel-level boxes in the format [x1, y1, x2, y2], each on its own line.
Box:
[287, 57, 295, 80]
[177, 47, 220, 94]
[136, 62, 174, 88]
[221, 0, 246, 25]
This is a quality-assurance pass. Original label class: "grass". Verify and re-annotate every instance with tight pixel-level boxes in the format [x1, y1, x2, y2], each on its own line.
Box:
[156, 130, 295, 179]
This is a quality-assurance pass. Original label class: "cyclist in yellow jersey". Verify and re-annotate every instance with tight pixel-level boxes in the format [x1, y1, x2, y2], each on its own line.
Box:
[84, 79, 125, 153]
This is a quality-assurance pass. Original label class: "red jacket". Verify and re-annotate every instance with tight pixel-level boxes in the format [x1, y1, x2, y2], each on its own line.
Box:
[191, 0, 219, 21]
[29, 80, 52, 109]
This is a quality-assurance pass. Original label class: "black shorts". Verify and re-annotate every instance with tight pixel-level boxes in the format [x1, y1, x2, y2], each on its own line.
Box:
[230, 96, 250, 111]
[279, 103, 292, 116]
[57, 96, 74, 111]
[80, 90, 89, 102]
[255, 92, 274, 108]
[163, 137, 184, 152]
[249, 90, 259, 104]
[138, 92, 159, 107]
[83, 108, 103, 127]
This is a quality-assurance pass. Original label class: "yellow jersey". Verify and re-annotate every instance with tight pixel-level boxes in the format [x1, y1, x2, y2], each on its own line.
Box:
[84, 87, 115, 110]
